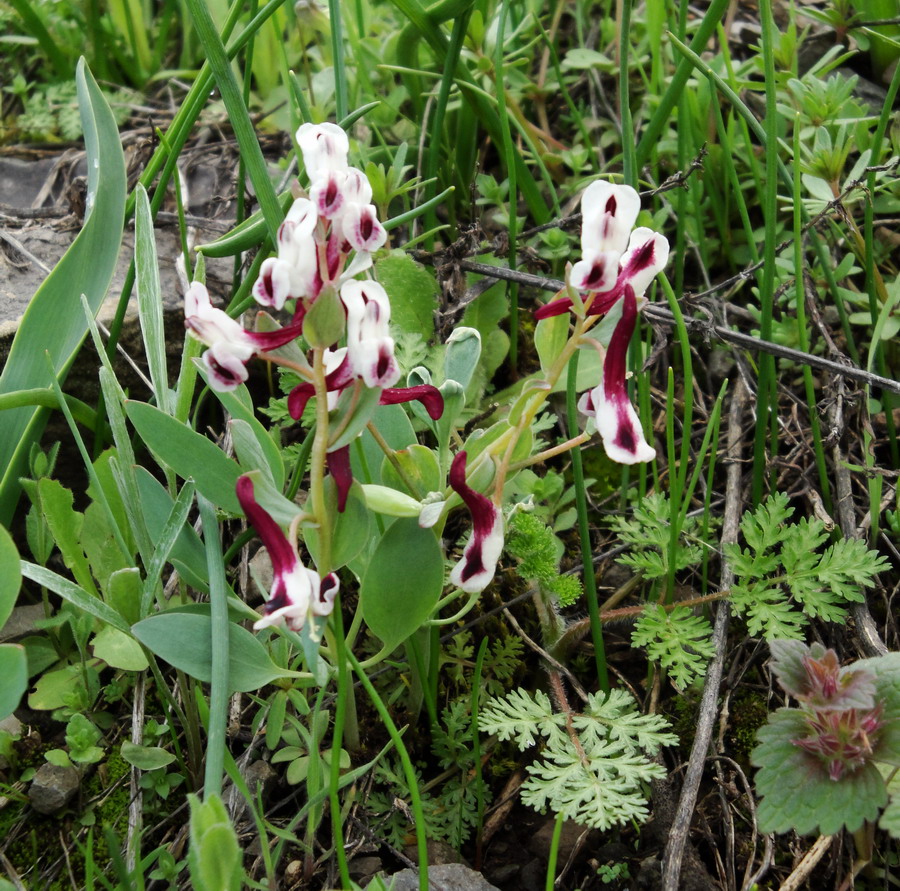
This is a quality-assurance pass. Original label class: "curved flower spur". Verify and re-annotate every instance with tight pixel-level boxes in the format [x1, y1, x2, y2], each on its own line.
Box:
[535, 181, 670, 465]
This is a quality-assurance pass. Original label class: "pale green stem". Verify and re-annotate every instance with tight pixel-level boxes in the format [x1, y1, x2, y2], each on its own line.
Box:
[427, 587, 483, 626]
[310, 348, 332, 572]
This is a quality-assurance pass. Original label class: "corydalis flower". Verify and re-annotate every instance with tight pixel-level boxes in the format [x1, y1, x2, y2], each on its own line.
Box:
[236, 475, 338, 632]
[448, 452, 503, 593]
[577, 285, 656, 464]
[341, 279, 400, 388]
[285, 350, 444, 512]
[535, 182, 669, 465]
[184, 282, 302, 392]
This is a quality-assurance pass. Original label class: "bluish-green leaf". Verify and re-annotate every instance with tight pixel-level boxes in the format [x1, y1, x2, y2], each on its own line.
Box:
[20, 561, 130, 634]
[361, 518, 443, 651]
[135, 184, 170, 412]
[125, 401, 242, 514]
[0, 525, 21, 630]
[0, 60, 126, 524]
[0, 644, 27, 719]
[131, 612, 301, 692]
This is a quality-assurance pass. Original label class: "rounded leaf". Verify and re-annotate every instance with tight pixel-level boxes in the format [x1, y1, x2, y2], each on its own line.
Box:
[0, 525, 20, 629]
[361, 518, 443, 651]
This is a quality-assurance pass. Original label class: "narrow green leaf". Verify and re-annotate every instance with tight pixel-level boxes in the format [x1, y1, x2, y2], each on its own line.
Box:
[37, 479, 98, 598]
[20, 561, 130, 634]
[134, 183, 170, 412]
[125, 401, 242, 514]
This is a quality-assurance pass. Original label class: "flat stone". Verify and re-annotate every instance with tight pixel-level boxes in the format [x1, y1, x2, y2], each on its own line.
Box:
[373, 863, 500, 891]
[0, 157, 63, 209]
[29, 761, 80, 813]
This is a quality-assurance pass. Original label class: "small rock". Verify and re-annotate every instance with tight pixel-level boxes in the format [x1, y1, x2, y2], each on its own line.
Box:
[283, 859, 303, 888]
[403, 838, 467, 866]
[29, 762, 80, 814]
[528, 817, 598, 864]
[376, 863, 500, 891]
[243, 759, 277, 799]
[349, 854, 383, 882]
[518, 858, 545, 891]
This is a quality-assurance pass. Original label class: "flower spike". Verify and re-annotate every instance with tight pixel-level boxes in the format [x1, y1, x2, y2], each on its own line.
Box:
[448, 452, 504, 593]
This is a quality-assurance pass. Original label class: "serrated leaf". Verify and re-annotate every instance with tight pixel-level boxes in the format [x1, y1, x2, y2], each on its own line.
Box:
[753, 708, 887, 835]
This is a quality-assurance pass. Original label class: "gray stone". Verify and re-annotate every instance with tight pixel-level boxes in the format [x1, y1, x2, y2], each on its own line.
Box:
[528, 816, 599, 864]
[349, 855, 383, 882]
[403, 838, 467, 866]
[374, 863, 500, 891]
[243, 759, 277, 799]
[29, 761, 80, 813]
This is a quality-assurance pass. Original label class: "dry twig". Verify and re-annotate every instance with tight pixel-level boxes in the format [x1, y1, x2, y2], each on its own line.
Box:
[661, 378, 748, 891]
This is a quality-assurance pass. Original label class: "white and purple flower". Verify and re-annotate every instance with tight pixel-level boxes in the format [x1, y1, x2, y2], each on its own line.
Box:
[236, 475, 339, 632]
[341, 279, 400, 388]
[534, 182, 670, 465]
[448, 451, 504, 594]
[184, 282, 303, 392]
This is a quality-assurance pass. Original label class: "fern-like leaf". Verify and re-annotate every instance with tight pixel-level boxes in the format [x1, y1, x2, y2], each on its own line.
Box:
[631, 605, 715, 689]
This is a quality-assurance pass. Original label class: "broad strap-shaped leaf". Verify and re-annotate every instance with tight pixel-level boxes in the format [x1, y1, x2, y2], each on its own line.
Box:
[0, 59, 126, 524]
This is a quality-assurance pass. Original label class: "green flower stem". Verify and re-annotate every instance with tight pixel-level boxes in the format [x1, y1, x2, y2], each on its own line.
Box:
[427, 587, 482, 625]
[309, 348, 333, 573]
[471, 636, 489, 865]
[506, 432, 592, 473]
[198, 494, 228, 800]
[545, 810, 565, 891]
[566, 351, 609, 694]
[366, 421, 425, 500]
[346, 648, 429, 891]
[492, 314, 587, 499]
[327, 600, 352, 887]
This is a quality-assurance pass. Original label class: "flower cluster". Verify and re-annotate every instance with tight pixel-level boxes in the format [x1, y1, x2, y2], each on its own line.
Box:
[184, 122, 394, 392]
[536, 182, 669, 465]
[769, 640, 886, 782]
